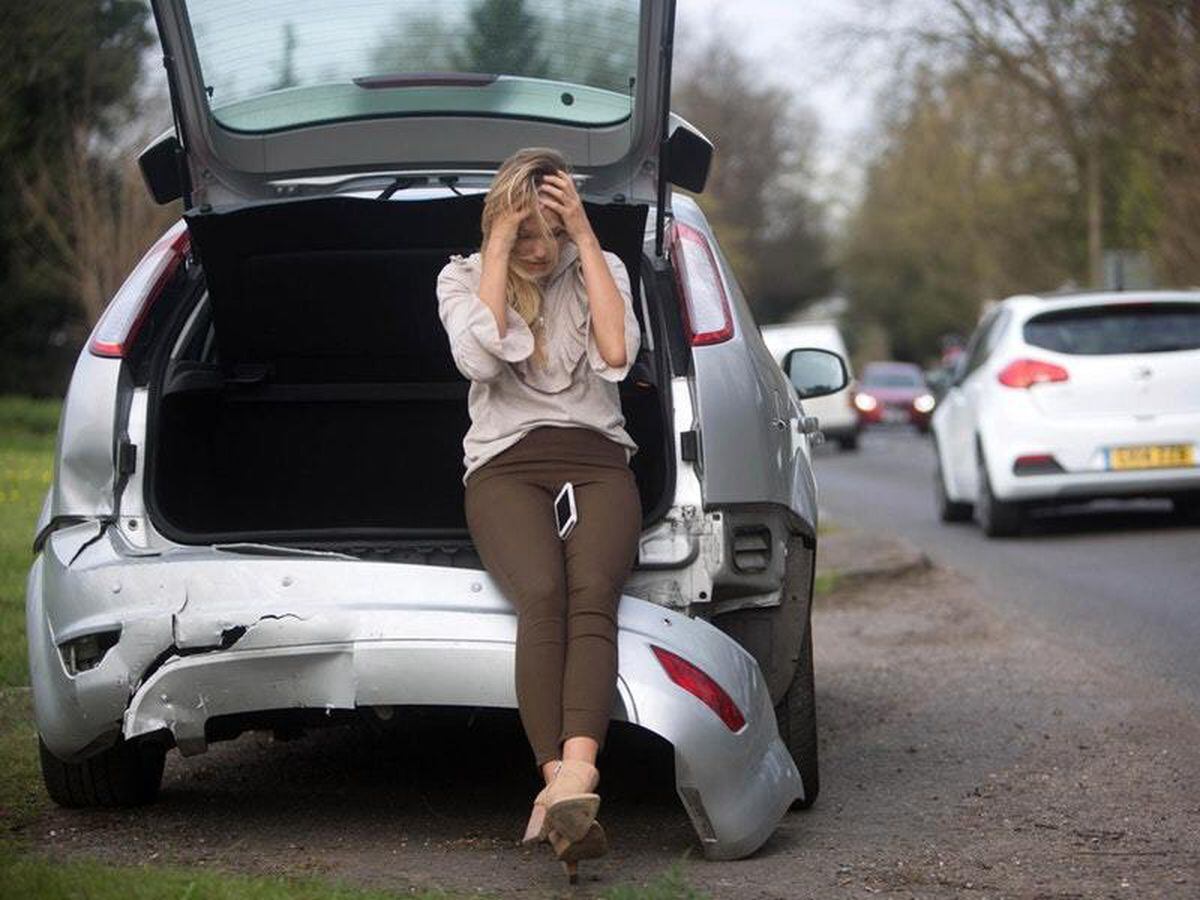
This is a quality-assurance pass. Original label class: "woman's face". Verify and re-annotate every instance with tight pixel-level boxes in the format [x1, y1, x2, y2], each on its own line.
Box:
[512, 206, 567, 276]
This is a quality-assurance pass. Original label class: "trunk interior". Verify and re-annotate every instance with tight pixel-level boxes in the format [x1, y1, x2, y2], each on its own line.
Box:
[147, 194, 674, 547]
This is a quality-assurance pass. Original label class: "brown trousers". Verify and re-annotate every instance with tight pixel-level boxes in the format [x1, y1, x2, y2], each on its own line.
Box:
[464, 426, 642, 766]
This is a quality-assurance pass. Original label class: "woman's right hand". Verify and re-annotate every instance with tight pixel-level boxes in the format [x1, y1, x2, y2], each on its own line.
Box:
[485, 204, 528, 257]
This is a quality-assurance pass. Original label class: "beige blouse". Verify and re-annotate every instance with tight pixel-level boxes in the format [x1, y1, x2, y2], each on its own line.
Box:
[435, 240, 642, 483]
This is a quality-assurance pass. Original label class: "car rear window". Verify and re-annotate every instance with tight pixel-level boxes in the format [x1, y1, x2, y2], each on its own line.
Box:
[1023, 303, 1200, 355]
[183, 0, 641, 132]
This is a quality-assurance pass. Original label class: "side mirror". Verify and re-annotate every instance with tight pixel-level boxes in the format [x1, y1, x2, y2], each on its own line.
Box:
[783, 347, 849, 399]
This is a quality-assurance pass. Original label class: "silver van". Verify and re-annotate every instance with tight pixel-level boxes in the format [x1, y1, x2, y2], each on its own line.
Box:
[27, 0, 846, 861]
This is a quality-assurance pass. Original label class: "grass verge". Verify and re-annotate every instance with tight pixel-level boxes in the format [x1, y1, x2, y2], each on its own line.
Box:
[813, 570, 839, 597]
[0, 396, 59, 688]
[0, 844, 487, 900]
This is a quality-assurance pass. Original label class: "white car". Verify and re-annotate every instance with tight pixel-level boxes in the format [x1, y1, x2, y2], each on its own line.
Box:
[932, 291, 1200, 536]
[762, 322, 860, 450]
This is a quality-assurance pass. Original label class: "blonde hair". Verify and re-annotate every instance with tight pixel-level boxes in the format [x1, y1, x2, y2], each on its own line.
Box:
[481, 147, 571, 368]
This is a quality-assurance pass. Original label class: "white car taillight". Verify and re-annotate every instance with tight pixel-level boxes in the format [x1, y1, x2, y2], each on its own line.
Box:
[997, 358, 1069, 389]
[669, 221, 734, 346]
[89, 221, 190, 358]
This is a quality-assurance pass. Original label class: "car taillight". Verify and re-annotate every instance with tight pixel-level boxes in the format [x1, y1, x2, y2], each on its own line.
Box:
[89, 221, 190, 358]
[997, 358, 1069, 389]
[668, 221, 734, 346]
[650, 644, 746, 731]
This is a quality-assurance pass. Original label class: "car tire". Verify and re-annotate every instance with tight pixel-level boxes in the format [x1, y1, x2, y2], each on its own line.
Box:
[775, 615, 819, 810]
[837, 433, 859, 452]
[934, 442, 972, 523]
[975, 451, 1022, 538]
[39, 735, 166, 808]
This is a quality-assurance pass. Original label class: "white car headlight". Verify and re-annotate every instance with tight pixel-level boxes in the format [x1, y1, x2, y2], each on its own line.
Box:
[854, 393, 878, 412]
[913, 394, 935, 414]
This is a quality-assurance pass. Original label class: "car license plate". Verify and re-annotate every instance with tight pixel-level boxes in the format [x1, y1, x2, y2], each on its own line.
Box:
[1107, 444, 1195, 470]
[882, 406, 907, 423]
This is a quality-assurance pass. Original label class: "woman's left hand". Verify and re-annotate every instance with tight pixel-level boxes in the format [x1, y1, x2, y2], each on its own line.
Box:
[538, 171, 593, 242]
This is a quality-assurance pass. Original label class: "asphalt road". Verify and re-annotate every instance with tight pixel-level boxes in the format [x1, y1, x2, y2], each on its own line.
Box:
[812, 426, 1200, 703]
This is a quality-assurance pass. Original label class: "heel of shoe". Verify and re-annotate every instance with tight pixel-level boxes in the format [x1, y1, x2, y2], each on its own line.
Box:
[550, 821, 607, 884]
[549, 821, 607, 862]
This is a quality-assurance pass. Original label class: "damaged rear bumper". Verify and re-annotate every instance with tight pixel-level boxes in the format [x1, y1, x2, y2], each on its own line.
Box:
[28, 524, 802, 860]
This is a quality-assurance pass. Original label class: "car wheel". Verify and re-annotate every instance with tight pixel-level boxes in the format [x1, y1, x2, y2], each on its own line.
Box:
[975, 451, 1022, 538]
[775, 615, 819, 810]
[39, 735, 166, 808]
[934, 442, 972, 523]
[837, 433, 859, 452]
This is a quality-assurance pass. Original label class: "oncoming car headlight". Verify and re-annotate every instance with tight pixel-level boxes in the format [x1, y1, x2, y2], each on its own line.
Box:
[853, 393, 878, 412]
[913, 393, 936, 414]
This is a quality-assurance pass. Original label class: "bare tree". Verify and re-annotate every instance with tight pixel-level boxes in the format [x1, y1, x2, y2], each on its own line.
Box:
[673, 28, 832, 322]
[17, 118, 178, 328]
[841, 63, 1081, 360]
[838, 0, 1128, 286]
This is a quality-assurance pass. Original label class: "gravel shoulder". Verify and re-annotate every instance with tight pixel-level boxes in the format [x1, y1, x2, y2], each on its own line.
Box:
[19, 528, 1200, 898]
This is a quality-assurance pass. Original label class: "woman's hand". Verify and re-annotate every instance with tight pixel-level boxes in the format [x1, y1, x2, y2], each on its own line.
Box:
[537, 171, 593, 243]
[485, 203, 528, 256]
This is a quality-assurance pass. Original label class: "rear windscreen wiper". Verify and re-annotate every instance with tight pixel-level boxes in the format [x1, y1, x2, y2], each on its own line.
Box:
[377, 176, 421, 200]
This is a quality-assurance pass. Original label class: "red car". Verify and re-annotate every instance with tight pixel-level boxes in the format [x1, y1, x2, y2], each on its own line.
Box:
[852, 361, 936, 432]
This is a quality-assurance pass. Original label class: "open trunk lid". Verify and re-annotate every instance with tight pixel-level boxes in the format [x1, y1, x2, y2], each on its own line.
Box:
[147, 0, 687, 209]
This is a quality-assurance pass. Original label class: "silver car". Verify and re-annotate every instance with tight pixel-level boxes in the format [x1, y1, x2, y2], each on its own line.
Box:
[27, 0, 847, 861]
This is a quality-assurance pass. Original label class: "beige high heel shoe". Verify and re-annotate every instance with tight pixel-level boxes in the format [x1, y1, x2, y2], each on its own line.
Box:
[549, 820, 608, 884]
[520, 759, 600, 845]
[542, 759, 601, 843]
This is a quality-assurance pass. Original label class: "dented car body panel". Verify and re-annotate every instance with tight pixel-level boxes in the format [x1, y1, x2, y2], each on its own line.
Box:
[48, 353, 125, 522]
[29, 522, 801, 860]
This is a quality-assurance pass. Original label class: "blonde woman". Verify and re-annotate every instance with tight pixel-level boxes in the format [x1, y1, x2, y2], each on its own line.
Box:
[435, 148, 642, 882]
